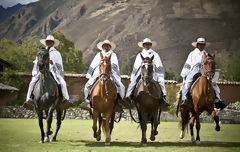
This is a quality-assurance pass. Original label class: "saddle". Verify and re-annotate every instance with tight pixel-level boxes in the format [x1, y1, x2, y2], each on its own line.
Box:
[187, 72, 201, 98]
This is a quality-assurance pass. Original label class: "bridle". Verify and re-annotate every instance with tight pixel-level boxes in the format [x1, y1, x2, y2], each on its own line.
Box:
[201, 58, 215, 80]
[141, 60, 153, 85]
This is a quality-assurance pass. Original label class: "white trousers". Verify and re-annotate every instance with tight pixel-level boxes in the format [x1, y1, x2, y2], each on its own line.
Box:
[26, 74, 69, 101]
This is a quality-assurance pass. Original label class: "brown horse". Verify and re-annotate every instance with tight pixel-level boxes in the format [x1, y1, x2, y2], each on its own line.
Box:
[90, 52, 117, 146]
[177, 53, 220, 145]
[131, 54, 162, 146]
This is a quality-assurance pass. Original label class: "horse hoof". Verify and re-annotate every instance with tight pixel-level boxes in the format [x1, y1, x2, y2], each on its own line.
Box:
[49, 130, 53, 135]
[191, 136, 195, 143]
[51, 138, 57, 142]
[96, 136, 101, 141]
[179, 131, 185, 139]
[141, 143, 147, 146]
[39, 140, 44, 143]
[195, 140, 201, 145]
[105, 142, 110, 146]
[154, 131, 158, 135]
[150, 136, 155, 141]
[44, 137, 50, 143]
[215, 126, 220, 132]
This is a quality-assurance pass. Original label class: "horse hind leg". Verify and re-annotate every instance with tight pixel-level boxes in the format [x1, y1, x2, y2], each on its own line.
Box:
[45, 105, 55, 143]
[179, 109, 189, 139]
[51, 107, 62, 142]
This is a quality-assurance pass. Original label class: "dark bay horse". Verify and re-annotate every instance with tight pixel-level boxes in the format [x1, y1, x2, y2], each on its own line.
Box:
[177, 53, 220, 145]
[131, 54, 162, 146]
[91, 52, 117, 146]
[33, 48, 65, 143]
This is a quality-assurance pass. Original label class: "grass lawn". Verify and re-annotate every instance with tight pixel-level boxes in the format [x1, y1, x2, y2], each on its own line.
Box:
[0, 119, 239, 152]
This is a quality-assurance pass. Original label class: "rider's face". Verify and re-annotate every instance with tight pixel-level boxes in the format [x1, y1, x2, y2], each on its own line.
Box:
[197, 43, 206, 51]
[102, 44, 111, 52]
[143, 43, 152, 50]
[46, 40, 54, 48]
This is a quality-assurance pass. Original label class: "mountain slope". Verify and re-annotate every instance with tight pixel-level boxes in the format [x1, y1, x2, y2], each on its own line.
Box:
[0, 4, 23, 23]
[1, 0, 240, 73]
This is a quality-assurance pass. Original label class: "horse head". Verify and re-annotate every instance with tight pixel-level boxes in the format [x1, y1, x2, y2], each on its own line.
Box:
[201, 52, 216, 80]
[37, 48, 49, 73]
[99, 52, 112, 85]
[140, 54, 154, 86]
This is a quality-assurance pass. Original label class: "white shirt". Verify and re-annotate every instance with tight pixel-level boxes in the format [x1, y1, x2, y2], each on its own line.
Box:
[181, 48, 206, 78]
[32, 47, 64, 78]
[130, 48, 165, 83]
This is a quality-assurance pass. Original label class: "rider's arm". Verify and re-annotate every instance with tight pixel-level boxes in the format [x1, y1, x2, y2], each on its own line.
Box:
[181, 52, 192, 79]
[153, 53, 164, 82]
[32, 57, 38, 77]
[130, 53, 141, 81]
[86, 53, 100, 79]
[111, 53, 121, 77]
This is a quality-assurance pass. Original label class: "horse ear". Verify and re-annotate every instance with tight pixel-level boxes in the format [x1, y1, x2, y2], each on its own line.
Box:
[108, 53, 112, 60]
[140, 54, 144, 60]
[100, 52, 103, 59]
[212, 53, 215, 59]
[151, 55, 154, 61]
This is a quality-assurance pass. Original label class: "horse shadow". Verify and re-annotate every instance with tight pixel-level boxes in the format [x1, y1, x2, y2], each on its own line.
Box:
[68, 139, 240, 148]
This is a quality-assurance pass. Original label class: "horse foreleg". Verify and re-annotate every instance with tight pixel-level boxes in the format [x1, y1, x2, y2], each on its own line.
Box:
[195, 115, 201, 145]
[37, 110, 45, 143]
[110, 112, 115, 135]
[97, 114, 102, 141]
[189, 115, 195, 142]
[92, 110, 98, 140]
[51, 107, 62, 142]
[210, 110, 220, 132]
[104, 113, 112, 146]
[150, 110, 159, 141]
[140, 113, 147, 146]
[45, 105, 55, 142]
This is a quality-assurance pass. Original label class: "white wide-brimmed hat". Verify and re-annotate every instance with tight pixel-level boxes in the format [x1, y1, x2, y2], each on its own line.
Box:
[192, 37, 210, 47]
[97, 40, 116, 51]
[40, 35, 60, 47]
[138, 38, 157, 48]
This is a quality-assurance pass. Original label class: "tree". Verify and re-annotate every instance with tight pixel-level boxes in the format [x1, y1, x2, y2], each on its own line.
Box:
[52, 31, 85, 73]
[221, 49, 240, 81]
[0, 31, 85, 73]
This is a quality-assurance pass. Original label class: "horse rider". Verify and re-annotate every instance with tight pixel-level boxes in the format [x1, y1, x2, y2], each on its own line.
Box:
[23, 35, 72, 110]
[179, 37, 229, 110]
[124, 38, 169, 108]
[80, 40, 131, 112]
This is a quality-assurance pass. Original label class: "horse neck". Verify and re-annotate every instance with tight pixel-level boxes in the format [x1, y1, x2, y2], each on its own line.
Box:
[198, 75, 211, 95]
[39, 71, 54, 91]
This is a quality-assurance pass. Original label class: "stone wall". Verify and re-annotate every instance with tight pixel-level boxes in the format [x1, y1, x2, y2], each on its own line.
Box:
[0, 106, 240, 124]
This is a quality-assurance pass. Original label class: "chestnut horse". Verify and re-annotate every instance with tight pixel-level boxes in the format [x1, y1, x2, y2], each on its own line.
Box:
[91, 52, 117, 146]
[177, 53, 220, 145]
[131, 54, 162, 146]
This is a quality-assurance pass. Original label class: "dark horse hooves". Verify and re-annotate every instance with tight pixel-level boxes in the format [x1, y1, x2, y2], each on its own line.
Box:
[215, 125, 220, 132]
[96, 136, 101, 141]
[150, 135, 155, 141]
[51, 138, 57, 142]
[141, 139, 147, 146]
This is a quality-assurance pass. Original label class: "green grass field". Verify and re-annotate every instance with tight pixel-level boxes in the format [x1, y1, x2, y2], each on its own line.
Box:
[0, 119, 240, 152]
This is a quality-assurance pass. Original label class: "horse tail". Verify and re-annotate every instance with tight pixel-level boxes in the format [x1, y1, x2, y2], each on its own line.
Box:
[114, 112, 122, 123]
[176, 103, 179, 117]
[61, 110, 66, 121]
